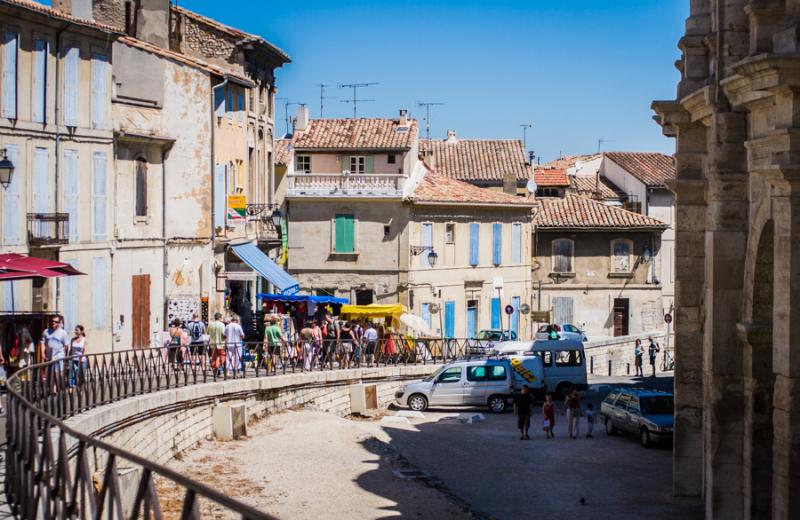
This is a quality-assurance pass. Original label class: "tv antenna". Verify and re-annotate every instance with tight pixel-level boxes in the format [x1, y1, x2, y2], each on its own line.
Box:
[317, 83, 337, 118]
[598, 137, 615, 153]
[338, 82, 378, 118]
[417, 101, 444, 141]
[276, 98, 302, 136]
[520, 123, 533, 150]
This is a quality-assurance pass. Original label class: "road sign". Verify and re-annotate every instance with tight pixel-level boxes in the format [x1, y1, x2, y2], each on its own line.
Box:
[664, 313, 673, 324]
[505, 305, 514, 315]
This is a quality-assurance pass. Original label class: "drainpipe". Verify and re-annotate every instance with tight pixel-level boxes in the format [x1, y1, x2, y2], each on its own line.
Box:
[162, 148, 168, 329]
[53, 22, 69, 315]
[210, 78, 228, 312]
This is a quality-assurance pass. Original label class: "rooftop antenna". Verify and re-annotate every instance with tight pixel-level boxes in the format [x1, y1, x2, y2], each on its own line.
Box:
[417, 101, 444, 141]
[317, 83, 337, 118]
[520, 123, 533, 151]
[598, 137, 615, 153]
[277, 98, 302, 136]
[338, 82, 378, 118]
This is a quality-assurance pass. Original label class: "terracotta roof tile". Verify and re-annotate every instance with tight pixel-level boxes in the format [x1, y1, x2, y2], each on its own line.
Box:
[292, 118, 418, 150]
[569, 175, 626, 200]
[274, 139, 292, 166]
[410, 172, 533, 207]
[420, 139, 531, 183]
[119, 37, 249, 82]
[534, 168, 570, 187]
[604, 152, 675, 188]
[540, 154, 601, 171]
[532, 195, 667, 230]
[1, 0, 123, 33]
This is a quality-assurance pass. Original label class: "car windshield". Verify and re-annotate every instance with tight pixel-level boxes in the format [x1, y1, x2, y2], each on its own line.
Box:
[640, 396, 674, 415]
[475, 331, 499, 340]
[423, 367, 444, 382]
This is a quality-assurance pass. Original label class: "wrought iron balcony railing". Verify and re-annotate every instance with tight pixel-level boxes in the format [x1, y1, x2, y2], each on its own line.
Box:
[27, 212, 69, 246]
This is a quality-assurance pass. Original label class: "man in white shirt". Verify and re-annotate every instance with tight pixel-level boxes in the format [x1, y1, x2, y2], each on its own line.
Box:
[41, 316, 69, 372]
[363, 323, 378, 367]
[224, 317, 245, 371]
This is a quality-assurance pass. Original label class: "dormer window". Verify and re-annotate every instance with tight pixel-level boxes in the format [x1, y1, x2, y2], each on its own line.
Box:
[295, 155, 311, 173]
[350, 156, 365, 174]
[388, 154, 396, 164]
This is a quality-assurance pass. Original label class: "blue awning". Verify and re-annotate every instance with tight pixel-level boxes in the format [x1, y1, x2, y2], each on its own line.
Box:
[257, 293, 349, 304]
[230, 242, 300, 295]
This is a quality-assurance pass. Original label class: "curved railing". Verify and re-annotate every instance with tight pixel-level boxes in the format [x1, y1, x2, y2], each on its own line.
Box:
[4, 337, 490, 518]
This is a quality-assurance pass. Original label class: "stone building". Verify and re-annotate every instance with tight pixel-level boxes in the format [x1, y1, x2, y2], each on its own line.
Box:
[0, 0, 121, 347]
[652, 2, 800, 518]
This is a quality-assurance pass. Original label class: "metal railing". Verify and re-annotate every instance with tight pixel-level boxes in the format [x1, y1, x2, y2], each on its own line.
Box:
[5, 336, 493, 519]
[286, 173, 406, 197]
[26, 212, 69, 246]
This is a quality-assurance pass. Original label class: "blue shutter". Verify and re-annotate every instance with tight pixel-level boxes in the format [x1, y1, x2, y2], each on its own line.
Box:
[469, 223, 479, 266]
[422, 223, 433, 268]
[33, 148, 50, 237]
[63, 47, 79, 126]
[214, 85, 225, 117]
[227, 86, 233, 120]
[2, 144, 19, 245]
[420, 303, 431, 328]
[33, 38, 47, 123]
[444, 301, 455, 338]
[466, 305, 477, 338]
[491, 297, 501, 329]
[92, 152, 107, 240]
[237, 91, 244, 122]
[63, 150, 79, 242]
[492, 223, 502, 266]
[91, 53, 108, 129]
[2, 31, 18, 119]
[511, 296, 521, 336]
[214, 163, 226, 229]
[2, 280, 17, 312]
[63, 259, 79, 330]
[92, 256, 107, 328]
[512, 223, 521, 264]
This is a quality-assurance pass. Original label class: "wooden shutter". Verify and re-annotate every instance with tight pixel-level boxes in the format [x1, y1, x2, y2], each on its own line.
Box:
[553, 239, 572, 273]
[214, 163, 225, 229]
[63, 149, 79, 242]
[552, 296, 574, 325]
[92, 152, 107, 240]
[63, 47, 79, 126]
[91, 53, 108, 129]
[491, 297, 501, 329]
[92, 256, 107, 329]
[365, 155, 374, 174]
[2, 144, 19, 245]
[469, 223, 480, 266]
[63, 259, 79, 330]
[335, 214, 355, 253]
[32, 38, 47, 123]
[33, 147, 50, 212]
[2, 31, 17, 119]
[132, 274, 151, 348]
[492, 223, 502, 266]
[511, 223, 521, 264]
[444, 301, 455, 338]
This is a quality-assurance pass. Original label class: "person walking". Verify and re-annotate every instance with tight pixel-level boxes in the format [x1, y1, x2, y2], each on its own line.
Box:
[542, 393, 555, 438]
[41, 316, 69, 373]
[322, 313, 338, 369]
[513, 385, 534, 440]
[68, 325, 88, 388]
[648, 336, 661, 377]
[207, 313, 225, 373]
[300, 327, 314, 371]
[565, 386, 581, 439]
[363, 322, 378, 367]
[168, 319, 183, 366]
[585, 403, 595, 438]
[311, 320, 323, 369]
[186, 313, 206, 366]
[224, 317, 245, 372]
[339, 322, 355, 369]
[264, 316, 285, 372]
[634, 339, 644, 377]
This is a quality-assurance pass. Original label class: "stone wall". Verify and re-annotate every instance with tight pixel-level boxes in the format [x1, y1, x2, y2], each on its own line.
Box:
[584, 332, 668, 377]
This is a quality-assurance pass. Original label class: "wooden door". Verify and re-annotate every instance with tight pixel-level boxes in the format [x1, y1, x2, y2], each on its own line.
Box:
[132, 274, 151, 348]
[613, 298, 629, 337]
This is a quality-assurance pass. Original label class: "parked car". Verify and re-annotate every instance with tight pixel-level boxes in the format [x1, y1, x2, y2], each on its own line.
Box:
[491, 339, 588, 397]
[395, 356, 544, 413]
[600, 388, 674, 447]
[466, 329, 518, 355]
[534, 323, 587, 342]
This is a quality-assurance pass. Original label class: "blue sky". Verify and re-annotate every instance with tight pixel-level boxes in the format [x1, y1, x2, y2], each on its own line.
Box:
[170, 1, 686, 161]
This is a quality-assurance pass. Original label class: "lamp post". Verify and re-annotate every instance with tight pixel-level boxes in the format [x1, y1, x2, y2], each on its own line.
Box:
[410, 245, 438, 268]
[270, 209, 282, 230]
[0, 148, 15, 190]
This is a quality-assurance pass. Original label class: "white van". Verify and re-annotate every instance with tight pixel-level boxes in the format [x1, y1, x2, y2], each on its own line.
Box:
[492, 339, 588, 397]
[395, 356, 545, 413]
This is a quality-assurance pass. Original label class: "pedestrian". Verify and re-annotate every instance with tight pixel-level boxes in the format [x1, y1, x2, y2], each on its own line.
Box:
[565, 386, 581, 439]
[208, 313, 226, 373]
[648, 336, 661, 377]
[67, 325, 88, 388]
[513, 385, 534, 440]
[311, 319, 322, 369]
[168, 319, 183, 366]
[224, 317, 245, 372]
[41, 316, 69, 373]
[186, 313, 206, 366]
[322, 313, 338, 369]
[363, 322, 378, 367]
[339, 321, 355, 369]
[585, 403, 595, 438]
[301, 327, 314, 371]
[352, 320, 363, 367]
[634, 338, 644, 377]
[542, 393, 555, 438]
[264, 316, 285, 371]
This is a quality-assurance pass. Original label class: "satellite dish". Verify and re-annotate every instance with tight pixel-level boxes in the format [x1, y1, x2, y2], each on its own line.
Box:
[526, 179, 538, 194]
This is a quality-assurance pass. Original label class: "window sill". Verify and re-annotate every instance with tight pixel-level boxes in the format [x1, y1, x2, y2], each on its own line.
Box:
[607, 272, 635, 279]
[549, 272, 576, 278]
[134, 216, 150, 226]
[329, 252, 359, 260]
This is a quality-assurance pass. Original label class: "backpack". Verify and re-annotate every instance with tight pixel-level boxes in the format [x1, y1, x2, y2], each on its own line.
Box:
[189, 321, 203, 342]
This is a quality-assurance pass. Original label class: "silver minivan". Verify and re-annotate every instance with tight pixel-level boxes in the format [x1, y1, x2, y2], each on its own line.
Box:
[395, 357, 545, 413]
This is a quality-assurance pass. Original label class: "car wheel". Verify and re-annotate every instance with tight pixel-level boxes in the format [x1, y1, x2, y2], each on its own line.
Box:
[408, 394, 428, 412]
[487, 395, 506, 413]
[605, 418, 617, 435]
[640, 428, 652, 448]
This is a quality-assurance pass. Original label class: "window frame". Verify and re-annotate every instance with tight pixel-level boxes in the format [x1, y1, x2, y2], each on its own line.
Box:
[445, 223, 455, 244]
[332, 213, 357, 254]
[295, 154, 311, 173]
[611, 238, 634, 273]
[552, 238, 574, 274]
[387, 153, 396, 164]
[134, 157, 148, 218]
[467, 365, 487, 382]
[349, 156, 366, 174]
[554, 349, 583, 367]
[438, 366, 462, 383]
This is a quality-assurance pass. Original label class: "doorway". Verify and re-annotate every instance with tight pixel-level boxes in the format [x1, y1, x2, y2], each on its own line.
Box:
[356, 289, 374, 305]
[466, 300, 478, 338]
[131, 274, 151, 348]
[613, 298, 629, 336]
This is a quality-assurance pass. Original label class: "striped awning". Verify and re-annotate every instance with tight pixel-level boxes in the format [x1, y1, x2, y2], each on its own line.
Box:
[230, 242, 299, 295]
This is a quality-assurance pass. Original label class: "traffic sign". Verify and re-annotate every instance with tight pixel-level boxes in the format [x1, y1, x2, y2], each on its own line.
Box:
[664, 313, 673, 324]
[505, 305, 514, 315]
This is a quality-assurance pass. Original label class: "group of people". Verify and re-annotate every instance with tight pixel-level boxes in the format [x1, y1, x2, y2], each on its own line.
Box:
[634, 336, 661, 377]
[166, 312, 245, 372]
[513, 385, 595, 441]
[25, 316, 90, 389]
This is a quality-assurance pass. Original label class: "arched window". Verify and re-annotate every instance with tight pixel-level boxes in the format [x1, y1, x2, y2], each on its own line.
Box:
[135, 157, 147, 217]
[611, 239, 633, 273]
[552, 238, 574, 273]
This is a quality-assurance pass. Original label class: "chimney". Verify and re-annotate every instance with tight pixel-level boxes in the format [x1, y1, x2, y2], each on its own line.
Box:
[53, 0, 92, 19]
[503, 171, 517, 195]
[399, 109, 408, 126]
[528, 151, 535, 165]
[446, 130, 458, 144]
[295, 104, 309, 132]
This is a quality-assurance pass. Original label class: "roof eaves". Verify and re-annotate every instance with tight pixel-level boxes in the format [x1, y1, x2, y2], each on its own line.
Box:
[0, 0, 124, 34]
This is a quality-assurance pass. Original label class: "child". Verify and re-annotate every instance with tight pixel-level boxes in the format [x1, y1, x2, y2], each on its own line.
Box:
[542, 393, 555, 438]
[586, 403, 595, 438]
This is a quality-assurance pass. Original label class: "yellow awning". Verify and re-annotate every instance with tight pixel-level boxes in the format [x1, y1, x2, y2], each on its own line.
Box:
[340, 304, 407, 319]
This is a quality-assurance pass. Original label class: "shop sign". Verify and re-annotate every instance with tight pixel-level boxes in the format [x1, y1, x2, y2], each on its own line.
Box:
[227, 195, 247, 224]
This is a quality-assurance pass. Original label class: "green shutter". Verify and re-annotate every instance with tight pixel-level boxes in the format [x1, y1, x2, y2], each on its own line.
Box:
[340, 156, 349, 173]
[365, 156, 374, 173]
[335, 214, 355, 253]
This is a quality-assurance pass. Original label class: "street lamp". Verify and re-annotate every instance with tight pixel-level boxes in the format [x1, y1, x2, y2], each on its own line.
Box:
[427, 250, 438, 268]
[410, 245, 438, 267]
[0, 148, 15, 190]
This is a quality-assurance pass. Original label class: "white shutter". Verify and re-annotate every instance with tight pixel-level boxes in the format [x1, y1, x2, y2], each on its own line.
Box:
[511, 223, 521, 264]
[2, 144, 20, 245]
[63, 259, 79, 330]
[63, 149, 79, 242]
[63, 47, 79, 126]
[91, 256, 107, 329]
[91, 53, 108, 129]
[33, 147, 50, 237]
[2, 280, 17, 312]
[2, 31, 17, 119]
[214, 163, 226, 230]
[32, 38, 47, 123]
[92, 152, 107, 241]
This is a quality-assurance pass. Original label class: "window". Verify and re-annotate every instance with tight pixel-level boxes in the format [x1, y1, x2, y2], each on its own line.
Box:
[612, 239, 633, 273]
[492, 223, 502, 266]
[2, 144, 19, 245]
[2, 30, 18, 119]
[469, 223, 480, 266]
[227, 86, 234, 121]
[616, 393, 631, 409]
[445, 223, 455, 243]
[534, 350, 553, 366]
[640, 396, 674, 415]
[295, 155, 311, 173]
[124, 1, 133, 35]
[92, 256, 107, 328]
[63, 149, 79, 242]
[214, 84, 225, 118]
[32, 38, 47, 123]
[511, 223, 522, 263]
[356, 289, 374, 305]
[334, 214, 355, 253]
[555, 349, 583, 367]
[438, 367, 462, 383]
[316, 288, 337, 298]
[467, 366, 487, 381]
[552, 239, 574, 273]
[603, 391, 620, 405]
[91, 52, 109, 129]
[387, 153, 396, 164]
[135, 158, 148, 217]
[349, 156, 365, 174]
[92, 152, 108, 240]
[628, 395, 641, 413]
[537, 187, 560, 197]
[383, 225, 391, 238]
[488, 365, 507, 381]
[63, 46, 79, 126]
[237, 91, 244, 123]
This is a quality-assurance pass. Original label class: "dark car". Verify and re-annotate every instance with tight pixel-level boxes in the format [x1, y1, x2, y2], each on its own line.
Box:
[600, 388, 674, 447]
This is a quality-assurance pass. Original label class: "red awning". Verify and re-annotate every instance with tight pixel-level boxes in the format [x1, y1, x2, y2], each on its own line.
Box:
[0, 253, 85, 280]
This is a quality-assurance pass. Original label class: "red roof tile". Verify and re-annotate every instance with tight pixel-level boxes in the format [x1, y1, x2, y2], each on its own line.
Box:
[534, 168, 570, 187]
[420, 139, 531, 183]
[539, 154, 601, 171]
[0, 0, 122, 33]
[292, 118, 418, 150]
[532, 195, 667, 230]
[604, 152, 675, 188]
[569, 175, 626, 200]
[410, 172, 533, 207]
[274, 139, 292, 166]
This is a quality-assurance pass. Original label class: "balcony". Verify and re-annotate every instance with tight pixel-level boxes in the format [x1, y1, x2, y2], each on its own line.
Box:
[27, 213, 69, 246]
[287, 173, 405, 198]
